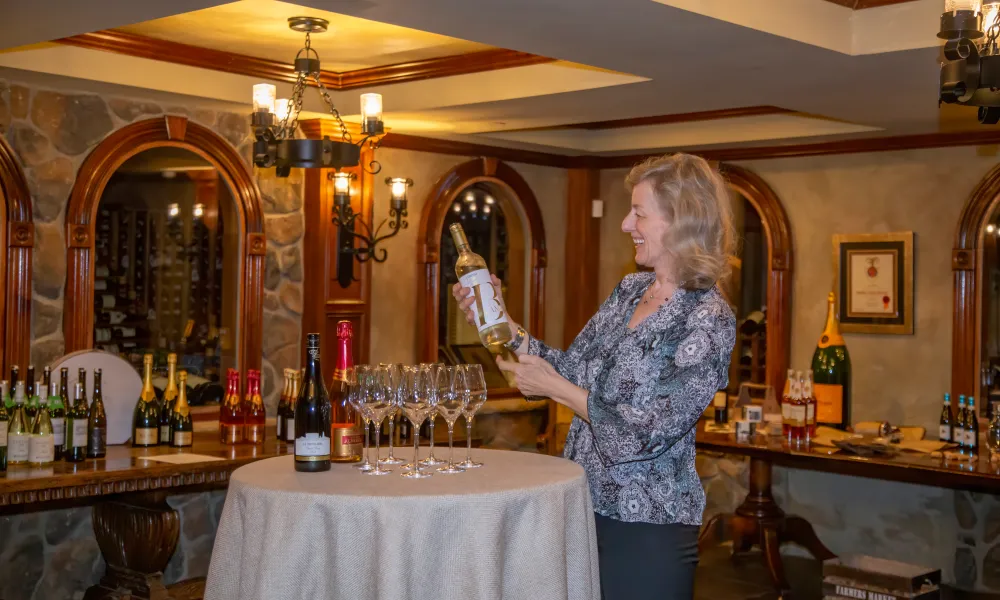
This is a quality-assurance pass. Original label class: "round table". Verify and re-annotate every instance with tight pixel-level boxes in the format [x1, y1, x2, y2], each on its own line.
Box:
[204, 449, 600, 600]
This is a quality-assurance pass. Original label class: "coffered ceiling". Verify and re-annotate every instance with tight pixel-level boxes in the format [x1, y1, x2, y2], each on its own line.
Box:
[0, 0, 974, 157]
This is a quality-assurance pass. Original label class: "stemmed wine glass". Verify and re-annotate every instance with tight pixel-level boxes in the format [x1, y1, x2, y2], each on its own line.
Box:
[362, 365, 394, 475]
[400, 366, 433, 479]
[350, 366, 374, 472]
[419, 363, 446, 467]
[458, 364, 487, 469]
[436, 366, 466, 474]
[379, 363, 405, 466]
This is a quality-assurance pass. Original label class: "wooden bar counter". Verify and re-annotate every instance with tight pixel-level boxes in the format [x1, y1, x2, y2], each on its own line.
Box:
[696, 424, 1000, 598]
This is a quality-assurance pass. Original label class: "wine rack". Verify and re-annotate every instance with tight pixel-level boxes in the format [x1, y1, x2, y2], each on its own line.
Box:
[93, 175, 227, 383]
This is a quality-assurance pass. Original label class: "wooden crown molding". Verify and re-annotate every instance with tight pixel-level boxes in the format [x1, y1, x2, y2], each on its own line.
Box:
[56, 30, 554, 91]
[494, 106, 794, 133]
[821, 0, 917, 8]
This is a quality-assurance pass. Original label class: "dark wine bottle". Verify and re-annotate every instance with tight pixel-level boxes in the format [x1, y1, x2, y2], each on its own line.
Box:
[0, 380, 8, 471]
[170, 370, 194, 448]
[4, 365, 16, 410]
[294, 333, 332, 472]
[65, 380, 88, 463]
[132, 355, 160, 447]
[277, 368, 291, 443]
[87, 370, 108, 459]
[160, 353, 179, 446]
[24, 365, 37, 424]
[47, 372, 65, 460]
[940, 393, 953, 442]
[811, 292, 851, 430]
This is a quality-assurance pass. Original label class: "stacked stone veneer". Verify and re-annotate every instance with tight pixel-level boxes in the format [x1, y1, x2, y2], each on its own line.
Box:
[0, 78, 303, 413]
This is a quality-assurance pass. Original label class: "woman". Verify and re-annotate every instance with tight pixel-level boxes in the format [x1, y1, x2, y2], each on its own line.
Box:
[452, 153, 736, 600]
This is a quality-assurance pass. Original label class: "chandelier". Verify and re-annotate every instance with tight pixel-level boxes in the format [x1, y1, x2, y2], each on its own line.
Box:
[250, 16, 386, 176]
[938, 0, 1000, 123]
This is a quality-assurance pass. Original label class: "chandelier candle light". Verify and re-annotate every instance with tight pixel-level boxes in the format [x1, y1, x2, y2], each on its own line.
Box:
[250, 16, 387, 176]
[938, 0, 1000, 122]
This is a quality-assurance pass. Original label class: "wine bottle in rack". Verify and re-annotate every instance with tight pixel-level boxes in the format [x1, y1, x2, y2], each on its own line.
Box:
[160, 353, 179, 445]
[244, 370, 266, 445]
[132, 357, 160, 447]
[170, 370, 194, 448]
[65, 380, 88, 463]
[294, 333, 332, 472]
[46, 369, 65, 460]
[28, 392, 55, 466]
[88, 370, 108, 459]
[7, 382, 29, 465]
[0, 380, 8, 471]
[331, 321, 362, 463]
[220, 369, 245, 444]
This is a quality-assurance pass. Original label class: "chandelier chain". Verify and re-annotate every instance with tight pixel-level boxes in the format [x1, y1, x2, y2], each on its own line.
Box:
[281, 72, 307, 139]
[314, 75, 352, 143]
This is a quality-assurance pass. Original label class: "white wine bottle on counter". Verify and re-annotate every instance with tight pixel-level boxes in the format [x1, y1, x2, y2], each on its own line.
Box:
[449, 223, 517, 386]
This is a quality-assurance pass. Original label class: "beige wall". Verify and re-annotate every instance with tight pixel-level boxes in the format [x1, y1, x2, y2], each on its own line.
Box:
[366, 148, 569, 365]
[600, 147, 1000, 433]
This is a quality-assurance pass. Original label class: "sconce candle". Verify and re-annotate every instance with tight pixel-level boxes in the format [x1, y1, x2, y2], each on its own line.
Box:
[387, 177, 412, 212]
[361, 93, 384, 135]
[274, 98, 292, 122]
[252, 84, 276, 114]
[332, 172, 352, 209]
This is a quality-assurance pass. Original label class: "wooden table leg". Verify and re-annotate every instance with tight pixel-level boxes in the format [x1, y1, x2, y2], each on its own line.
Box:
[83, 491, 181, 600]
[699, 456, 835, 599]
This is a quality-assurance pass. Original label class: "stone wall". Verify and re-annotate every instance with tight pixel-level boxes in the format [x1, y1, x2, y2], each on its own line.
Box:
[0, 77, 303, 412]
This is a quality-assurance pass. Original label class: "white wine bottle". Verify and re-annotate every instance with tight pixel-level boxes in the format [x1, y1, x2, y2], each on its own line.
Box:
[449, 223, 517, 386]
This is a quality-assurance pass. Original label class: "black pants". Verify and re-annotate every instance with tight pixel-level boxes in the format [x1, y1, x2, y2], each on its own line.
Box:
[594, 513, 699, 600]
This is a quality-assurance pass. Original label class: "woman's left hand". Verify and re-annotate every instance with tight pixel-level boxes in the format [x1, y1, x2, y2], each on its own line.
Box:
[496, 354, 563, 398]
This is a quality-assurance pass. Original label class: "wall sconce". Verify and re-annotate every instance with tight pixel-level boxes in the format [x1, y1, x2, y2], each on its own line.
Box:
[329, 172, 412, 288]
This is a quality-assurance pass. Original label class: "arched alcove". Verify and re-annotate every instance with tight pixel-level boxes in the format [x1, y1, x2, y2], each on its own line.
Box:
[0, 134, 34, 373]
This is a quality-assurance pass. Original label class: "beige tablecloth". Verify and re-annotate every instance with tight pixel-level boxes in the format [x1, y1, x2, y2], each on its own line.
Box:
[204, 448, 600, 600]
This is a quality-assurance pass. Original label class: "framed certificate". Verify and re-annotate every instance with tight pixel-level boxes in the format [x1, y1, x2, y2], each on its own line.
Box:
[833, 232, 914, 335]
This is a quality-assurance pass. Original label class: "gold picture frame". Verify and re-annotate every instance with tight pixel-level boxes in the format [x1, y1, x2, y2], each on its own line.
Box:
[832, 232, 914, 335]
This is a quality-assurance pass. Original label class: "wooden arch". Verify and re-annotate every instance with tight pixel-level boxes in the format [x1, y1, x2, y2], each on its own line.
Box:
[0, 134, 34, 374]
[417, 157, 547, 374]
[64, 115, 265, 372]
[719, 163, 794, 394]
[951, 164, 1000, 400]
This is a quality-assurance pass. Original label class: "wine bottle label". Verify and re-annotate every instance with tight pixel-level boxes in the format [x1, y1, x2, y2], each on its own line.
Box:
[71, 419, 88, 448]
[781, 403, 790, 421]
[276, 416, 284, 440]
[332, 425, 363, 460]
[8, 433, 30, 462]
[295, 432, 331, 461]
[459, 269, 508, 332]
[51, 418, 66, 445]
[89, 427, 107, 455]
[28, 434, 55, 464]
[940, 425, 951, 442]
[160, 425, 171, 443]
[787, 405, 806, 427]
[967, 428, 976, 447]
[285, 423, 296, 443]
[134, 427, 158, 446]
[171, 431, 193, 447]
[0, 421, 6, 446]
[806, 403, 815, 423]
[221, 424, 243, 444]
[712, 391, 727, 408]
[813, 383, 844, 423]
[246, 424, 265, 444]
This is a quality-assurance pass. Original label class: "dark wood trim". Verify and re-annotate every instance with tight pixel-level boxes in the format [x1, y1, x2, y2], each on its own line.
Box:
[719, 164, 794, 395]
[951, 164, 1000, 404]
[63, 116, 265, 374]
[416, 157, 547, 385]
[498, 106, 793, 133]
[380, 132, 578, 169]
[563, 168, 601, 347]
[0, 134, 33, 375]
[821, 0, 918, 8]
[56, 30, 554, 91]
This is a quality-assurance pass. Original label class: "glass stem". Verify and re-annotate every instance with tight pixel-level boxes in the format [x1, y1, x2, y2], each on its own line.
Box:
[466, 417, 474, 461]
[388, 415, 395, 457]
[412, 419, 420, 466]
[448, 424, 455, 466]
[428, 417, 436, 456]
[363, 418, 371, 464]
[374, 418, 382, 466]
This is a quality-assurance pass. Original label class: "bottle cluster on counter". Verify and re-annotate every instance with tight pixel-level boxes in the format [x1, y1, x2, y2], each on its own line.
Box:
[0, 365, 106, 470]
[939, 393, 980, 456]
[781, 369, 818, 442]
[218, 366, 266, 445]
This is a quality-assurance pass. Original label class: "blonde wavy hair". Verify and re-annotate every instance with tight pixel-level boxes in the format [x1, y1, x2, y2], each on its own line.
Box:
[625, 153, 736, 290]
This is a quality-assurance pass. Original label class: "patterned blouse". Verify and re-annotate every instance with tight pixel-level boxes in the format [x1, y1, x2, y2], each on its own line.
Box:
[528, 271, 735, 526]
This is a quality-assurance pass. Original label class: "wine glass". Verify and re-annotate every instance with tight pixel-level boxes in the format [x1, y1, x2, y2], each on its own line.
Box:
[419, 363, 446, 467]
[362, 366, 394, 475]
[349, 366, 374, 472]
[400, 366, 433, 479]
[435, 366, 466, 474]
[379, 363, 405, 466]
[458, 364, 487, 469]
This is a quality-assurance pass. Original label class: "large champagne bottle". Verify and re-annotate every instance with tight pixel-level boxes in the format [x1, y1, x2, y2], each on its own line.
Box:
[294, 333, 332, 472]
[171, 370, 194, 448]
[331, 321, 362, 463]
[449, 223, 517, 385]
[88, 369, 107, 458]
[160, 353, 179, 446]
[132, 356, 160, 447]
[811, 292, 852, 430]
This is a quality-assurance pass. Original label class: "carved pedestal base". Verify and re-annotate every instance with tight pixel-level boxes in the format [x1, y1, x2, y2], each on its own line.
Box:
[699, 457, 835, 599]
[84, 492, 180, 600]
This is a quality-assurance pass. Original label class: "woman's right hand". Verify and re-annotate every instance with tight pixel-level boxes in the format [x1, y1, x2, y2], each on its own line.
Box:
[451, 273, 511, 330]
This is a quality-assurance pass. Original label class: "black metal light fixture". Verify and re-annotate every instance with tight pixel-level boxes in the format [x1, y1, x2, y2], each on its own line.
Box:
[938, 0, 1000, 123]
[250, 16, 386, 176]
[329, 173, 413, 287]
